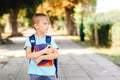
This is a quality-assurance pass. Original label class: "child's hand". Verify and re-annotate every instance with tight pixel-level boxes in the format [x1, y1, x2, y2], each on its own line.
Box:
[35, 57, 42, 64]
[43, 46, 53, 54]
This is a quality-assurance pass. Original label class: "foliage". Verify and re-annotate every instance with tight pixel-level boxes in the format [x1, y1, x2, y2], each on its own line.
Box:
[0, 0, 44, 39]
[17, 9, 29, 28]
[98, 24, 111, 46]
[84, 10, 120, 46]
[95, 10, 120, 46]
[74, 3, 82, 27]
[0, 0, 10, 16]
[73, 0, 96, 26]
[96, 10, 120, 25]
[79, 22, 85, 41]
[0, 14, 9, 26]
[111, 23, 120, 48]
[0, 0, 43, 19]
[37, 0, 65, 17]
[24, 0, 43, 18]
[85, 20, 111, 46]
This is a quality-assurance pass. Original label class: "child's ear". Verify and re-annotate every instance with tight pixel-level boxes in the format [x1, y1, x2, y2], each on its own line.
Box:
[34, 24, 38, 29]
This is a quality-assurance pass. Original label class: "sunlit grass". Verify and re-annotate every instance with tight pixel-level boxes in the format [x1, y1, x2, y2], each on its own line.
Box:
[67, 35, 120, 65]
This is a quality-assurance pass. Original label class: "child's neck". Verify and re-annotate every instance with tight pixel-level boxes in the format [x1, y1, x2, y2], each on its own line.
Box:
[35, 32, 45, 38]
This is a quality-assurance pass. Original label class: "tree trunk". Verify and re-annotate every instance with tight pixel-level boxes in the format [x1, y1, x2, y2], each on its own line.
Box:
[65, 7, 77, 35]
[0, 23, 5, 44]
[0, 24, 2, 41]
[9, 9, 19, 36]
[94, 16, 99, 46]
[0, 19, 2, 43]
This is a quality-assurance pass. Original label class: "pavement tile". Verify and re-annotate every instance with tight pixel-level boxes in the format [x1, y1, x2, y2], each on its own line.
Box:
[0, 35, 120, 80]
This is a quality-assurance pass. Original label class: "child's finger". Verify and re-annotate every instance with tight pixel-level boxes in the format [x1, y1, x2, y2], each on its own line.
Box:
[47, 46, 51, 48]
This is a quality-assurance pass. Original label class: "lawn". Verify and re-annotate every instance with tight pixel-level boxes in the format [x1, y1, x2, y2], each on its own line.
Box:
[67, 35, 120, 66]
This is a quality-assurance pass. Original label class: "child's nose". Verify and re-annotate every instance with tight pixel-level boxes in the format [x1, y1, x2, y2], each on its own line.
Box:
[47, 24, 50, 28]
[46, 25, 49, 30]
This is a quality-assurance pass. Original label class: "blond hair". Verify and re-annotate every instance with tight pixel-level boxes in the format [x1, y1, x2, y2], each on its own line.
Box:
[32, 13, 50, 29]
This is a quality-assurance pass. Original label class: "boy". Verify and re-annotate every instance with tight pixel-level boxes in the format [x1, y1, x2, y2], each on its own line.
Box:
[24, 13, 60, 80]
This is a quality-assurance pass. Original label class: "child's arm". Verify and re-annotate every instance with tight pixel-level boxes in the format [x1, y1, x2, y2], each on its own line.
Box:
[35, 47, 60, 64]
[26, 46, 53, 59]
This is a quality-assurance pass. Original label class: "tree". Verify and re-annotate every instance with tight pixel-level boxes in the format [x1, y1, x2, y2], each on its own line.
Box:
[44, 0, 96, 36]
[0, 0, 9, 42]
[48, 0, 79, 35]
[0, 0, 43, 44]
[74, 0, 96, 41]
[0, 22, 2, 42]
[0, 0, 43, 37]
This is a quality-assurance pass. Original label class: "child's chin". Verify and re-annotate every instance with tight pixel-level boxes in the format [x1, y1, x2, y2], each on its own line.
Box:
[44, 31, 48, 34]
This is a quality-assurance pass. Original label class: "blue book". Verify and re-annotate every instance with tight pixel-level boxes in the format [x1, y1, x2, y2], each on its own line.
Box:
[34, 44, 53, 66]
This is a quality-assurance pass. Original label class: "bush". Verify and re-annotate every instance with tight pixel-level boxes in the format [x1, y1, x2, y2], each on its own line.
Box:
[111, 23, 120, 48]
[98, 24, 111, 46]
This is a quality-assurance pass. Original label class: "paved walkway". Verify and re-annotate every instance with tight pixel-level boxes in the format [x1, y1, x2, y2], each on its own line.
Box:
[0, 30, 120, 80]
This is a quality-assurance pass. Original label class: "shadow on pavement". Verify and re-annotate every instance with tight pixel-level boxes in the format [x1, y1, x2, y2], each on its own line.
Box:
[0, 31, 120, 80]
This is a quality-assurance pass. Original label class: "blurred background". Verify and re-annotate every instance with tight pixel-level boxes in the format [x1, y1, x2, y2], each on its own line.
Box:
[0, 0, 120, 66]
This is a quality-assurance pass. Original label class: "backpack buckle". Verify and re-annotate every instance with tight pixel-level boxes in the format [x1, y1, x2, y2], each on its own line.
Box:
[30, 40, 35, 43]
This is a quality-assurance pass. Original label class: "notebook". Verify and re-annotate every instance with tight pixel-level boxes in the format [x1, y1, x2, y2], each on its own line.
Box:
[34, 44, 53, 66]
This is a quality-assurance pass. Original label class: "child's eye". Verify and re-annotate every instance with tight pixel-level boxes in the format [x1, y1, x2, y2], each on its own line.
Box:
[44, 23, 47, 25]
[44, 23, 50, 25]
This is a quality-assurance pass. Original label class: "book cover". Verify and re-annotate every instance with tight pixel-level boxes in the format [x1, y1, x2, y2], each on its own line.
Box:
[34, 44, 53, 66]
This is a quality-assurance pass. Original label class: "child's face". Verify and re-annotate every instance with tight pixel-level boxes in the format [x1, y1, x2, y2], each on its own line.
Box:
[35, 16, 50, 34]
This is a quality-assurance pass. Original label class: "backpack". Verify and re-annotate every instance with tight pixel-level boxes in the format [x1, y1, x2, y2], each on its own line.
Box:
[29, 34, 58, 78]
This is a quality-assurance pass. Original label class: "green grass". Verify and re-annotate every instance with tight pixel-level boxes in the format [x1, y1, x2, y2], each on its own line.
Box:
[50, 30, 120, 65]
[67, 35, 120, 65]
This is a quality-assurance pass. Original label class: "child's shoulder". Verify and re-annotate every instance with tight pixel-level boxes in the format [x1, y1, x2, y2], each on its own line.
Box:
[45, 35, 51, 37]
[29, 34, 35, 37]
[28, 34, 35, 43]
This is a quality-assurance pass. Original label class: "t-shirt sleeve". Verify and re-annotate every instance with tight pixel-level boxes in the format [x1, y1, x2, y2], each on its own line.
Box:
[51, 37, 59, 49]
[24, 37, 32, 50]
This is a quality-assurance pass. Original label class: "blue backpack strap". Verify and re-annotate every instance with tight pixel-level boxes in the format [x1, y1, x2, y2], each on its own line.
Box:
[29, 34, 35, 63]
[46, 36, 58, 78]
[54, 59, 58, 78]
[29, 34, 36, 52]
[46, 36, 51, 45]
